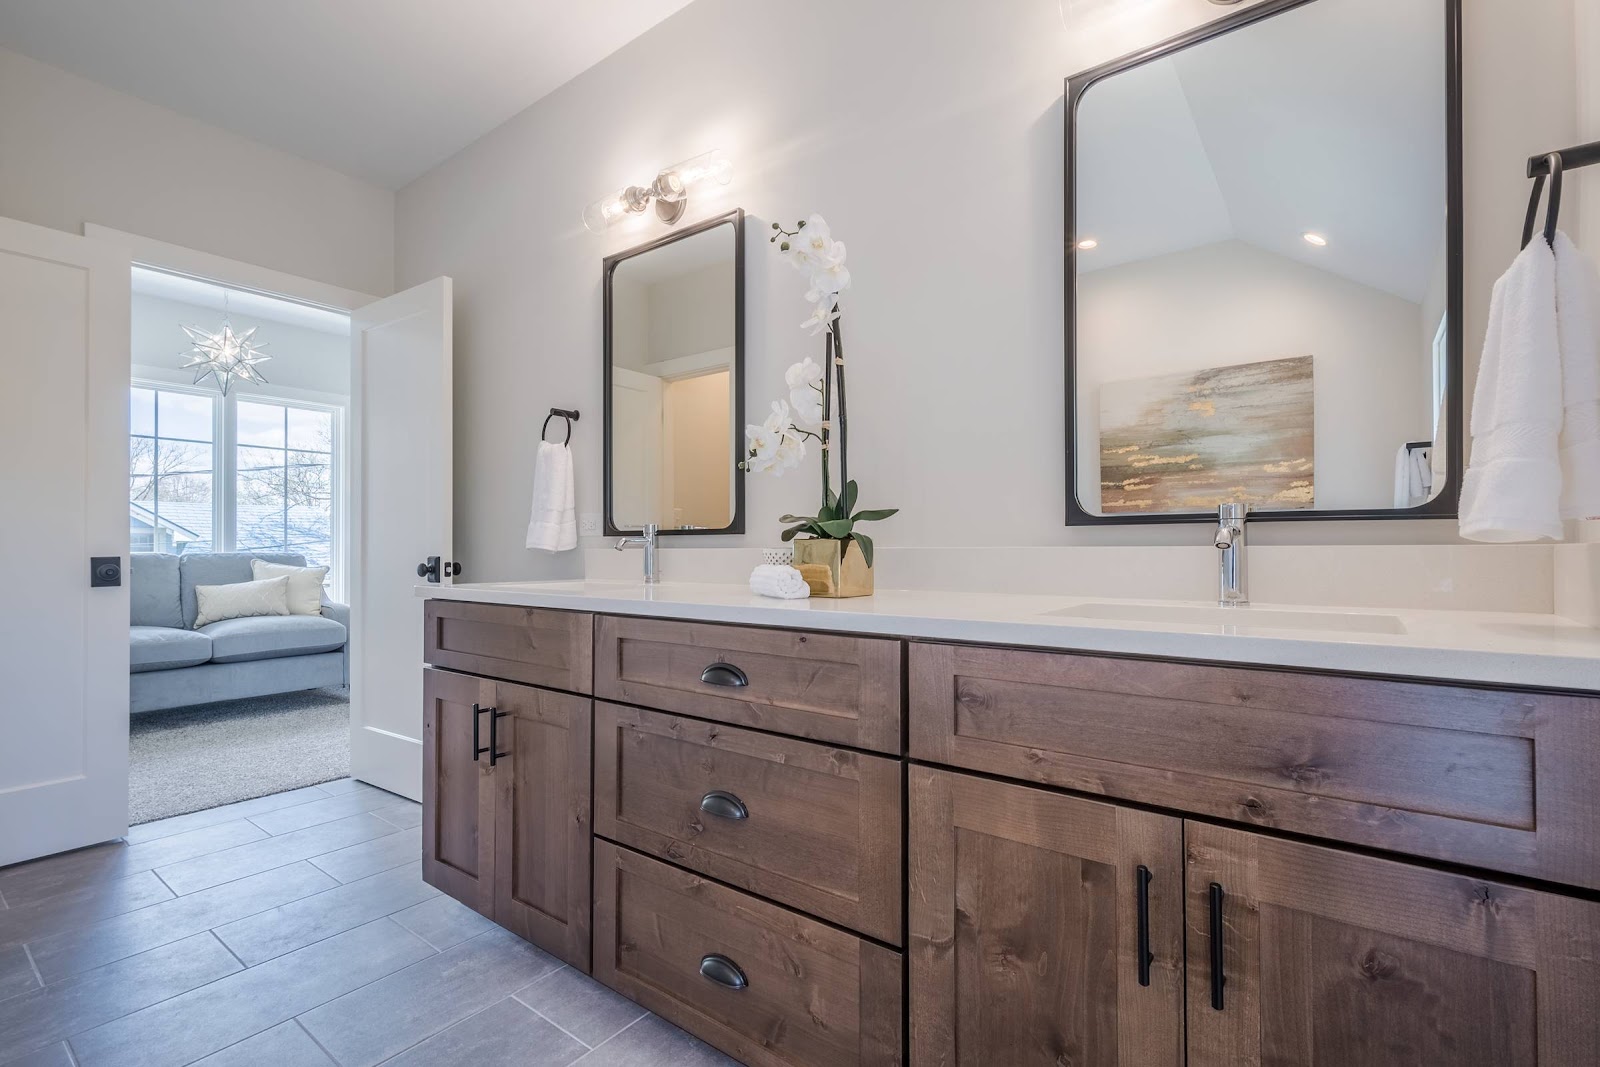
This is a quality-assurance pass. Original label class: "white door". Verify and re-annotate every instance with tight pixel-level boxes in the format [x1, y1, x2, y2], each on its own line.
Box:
[0, 218, 131, 865]
[349, 278, 452, 801]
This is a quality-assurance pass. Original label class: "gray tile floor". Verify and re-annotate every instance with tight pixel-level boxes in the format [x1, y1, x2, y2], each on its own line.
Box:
[0, 780, 738, 1067]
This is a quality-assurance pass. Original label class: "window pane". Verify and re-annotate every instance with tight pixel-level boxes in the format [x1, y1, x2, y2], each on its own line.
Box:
[131, 388, 155, 436]
[237, 401, 285, 447]
[287, 408, 332, 452]
[159, 439, 213, 476]
[285, 449, 333, 569]
[236, 445, 286, 551]
[158, 391, 213, 442]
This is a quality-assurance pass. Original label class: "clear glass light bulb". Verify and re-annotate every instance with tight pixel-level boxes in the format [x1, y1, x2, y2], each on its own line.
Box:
[655, 149, 732, 202]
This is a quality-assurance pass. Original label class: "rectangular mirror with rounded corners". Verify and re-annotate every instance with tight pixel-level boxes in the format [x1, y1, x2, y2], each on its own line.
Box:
[604, 209, 744, 536]
[1065, 0, 1463, 525]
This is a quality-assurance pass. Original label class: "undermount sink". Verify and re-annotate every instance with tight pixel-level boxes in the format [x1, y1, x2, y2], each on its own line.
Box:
[1045, 601, 1407, 635]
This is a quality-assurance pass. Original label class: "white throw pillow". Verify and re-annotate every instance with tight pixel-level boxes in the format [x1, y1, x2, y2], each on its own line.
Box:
[193, 576, 291, 629]
[250, 559, 329, 616]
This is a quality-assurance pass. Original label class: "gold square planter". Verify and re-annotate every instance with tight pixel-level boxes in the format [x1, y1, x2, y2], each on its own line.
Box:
[792, 538, 874, 598]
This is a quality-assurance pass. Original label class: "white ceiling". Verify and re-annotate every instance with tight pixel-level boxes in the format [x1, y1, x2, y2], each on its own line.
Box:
[1076, 0, 1447, 303]
[0, 0, 696, 189]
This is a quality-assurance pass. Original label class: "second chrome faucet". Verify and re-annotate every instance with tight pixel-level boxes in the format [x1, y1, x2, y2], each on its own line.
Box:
[616, 522, 660, 584]
[1213, 503, 1248, 606]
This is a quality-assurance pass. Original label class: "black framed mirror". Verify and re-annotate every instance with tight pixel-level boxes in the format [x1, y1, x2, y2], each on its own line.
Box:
[603, 209, 745, 536]
[1065, 0, 1463, 525]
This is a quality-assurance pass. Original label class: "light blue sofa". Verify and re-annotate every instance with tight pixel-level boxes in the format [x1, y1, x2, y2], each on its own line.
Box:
[130, 551, 349, 714]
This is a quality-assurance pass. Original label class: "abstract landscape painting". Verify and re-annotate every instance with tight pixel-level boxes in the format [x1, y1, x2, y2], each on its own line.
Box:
[1099, 355, 1315, 514]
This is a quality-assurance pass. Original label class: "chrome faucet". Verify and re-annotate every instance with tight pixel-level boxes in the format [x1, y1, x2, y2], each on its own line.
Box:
[1213, 503, 1248, 606]
[615, 522, 660, 584]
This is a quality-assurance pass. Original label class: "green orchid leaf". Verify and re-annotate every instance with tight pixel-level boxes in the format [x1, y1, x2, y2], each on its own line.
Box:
[778, 514, 816, 525]
[841, 480, 859, 517]
[852, 531, 874, 568]
[779, 524, 809, 542]
[851, 508, 899, 523]
[817, 518, 854, 538]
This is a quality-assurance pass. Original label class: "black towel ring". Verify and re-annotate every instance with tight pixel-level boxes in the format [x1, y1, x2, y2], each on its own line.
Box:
[541, 407, 579, 446]
[1522, 152, 1564, 250]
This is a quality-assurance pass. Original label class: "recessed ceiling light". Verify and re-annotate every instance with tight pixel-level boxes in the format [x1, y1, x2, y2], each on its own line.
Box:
[1077, 238, 1099, 250]
[1302, 232, 1328, 247]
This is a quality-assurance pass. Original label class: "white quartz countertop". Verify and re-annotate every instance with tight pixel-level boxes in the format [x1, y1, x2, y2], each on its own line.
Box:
[418, 580, 1600, 691]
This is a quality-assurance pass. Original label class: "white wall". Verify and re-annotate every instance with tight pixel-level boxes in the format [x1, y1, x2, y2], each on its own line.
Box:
[0, 47, 394, 296]
[131, 293, 350, 398]
[1076, 240, 1431, 513]
[396, 0, 1582, 582]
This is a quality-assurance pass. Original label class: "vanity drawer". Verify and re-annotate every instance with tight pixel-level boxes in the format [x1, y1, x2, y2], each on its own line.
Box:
[424, 600, 593, 694]
[910, 641, 1600, 890]
[594, 616, 902, 754]
[594, 703, 902, 943]
[593, 841, 903, 1067]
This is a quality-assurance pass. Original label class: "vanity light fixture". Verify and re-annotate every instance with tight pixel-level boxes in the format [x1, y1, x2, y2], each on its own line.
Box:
[583, 149, 732, 233]
[1076, 238, 1099, 250]
[1302, 232, 1328, 246]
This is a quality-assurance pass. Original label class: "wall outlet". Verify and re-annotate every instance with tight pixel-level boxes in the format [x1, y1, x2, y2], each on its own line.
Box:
[579, 513, 601, 535]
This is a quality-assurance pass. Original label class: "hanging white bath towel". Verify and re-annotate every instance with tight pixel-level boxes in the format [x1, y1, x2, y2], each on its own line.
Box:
[1554, 232, 1600, 521]
[1459, 238, 1563, 542]
[526, 441, 578, 552]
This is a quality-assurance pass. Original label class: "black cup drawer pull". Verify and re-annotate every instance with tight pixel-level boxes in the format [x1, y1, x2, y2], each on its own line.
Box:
[700, 662, 749, 688]
[699, 791, 749, 821]
[699, 954, 748, 990]
[1209, 882, 1227, 1011]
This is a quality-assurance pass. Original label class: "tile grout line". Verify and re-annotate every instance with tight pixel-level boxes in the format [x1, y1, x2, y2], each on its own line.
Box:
[294, 1016, 343, 1065]
[368, 992, 532, 1065]
[210, 930, 249, 972]
[572, 1013, 649, 1062]
[21, 942, 45, 989]
[519, 999, 596, 1051]
[156, 821, 416, 897]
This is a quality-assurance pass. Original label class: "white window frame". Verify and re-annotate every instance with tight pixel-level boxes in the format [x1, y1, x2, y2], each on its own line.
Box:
[131, 373, 349, 600]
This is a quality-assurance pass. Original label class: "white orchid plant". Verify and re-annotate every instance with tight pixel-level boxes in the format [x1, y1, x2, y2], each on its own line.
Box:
[742, 215, 897, 565]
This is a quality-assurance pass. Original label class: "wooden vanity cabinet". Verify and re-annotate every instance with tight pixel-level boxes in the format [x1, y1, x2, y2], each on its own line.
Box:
[908, 767, 1185, 1066]
[909, 765, 1600, 1066]
[1186, 822, 1600, 1067]
[422, 667, 593, 970]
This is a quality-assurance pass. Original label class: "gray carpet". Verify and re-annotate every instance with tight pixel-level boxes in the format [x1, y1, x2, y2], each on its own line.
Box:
[129, 687, 351, 824]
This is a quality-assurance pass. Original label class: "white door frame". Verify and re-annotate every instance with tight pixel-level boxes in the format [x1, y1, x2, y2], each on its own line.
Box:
[85, 224, 386, 796]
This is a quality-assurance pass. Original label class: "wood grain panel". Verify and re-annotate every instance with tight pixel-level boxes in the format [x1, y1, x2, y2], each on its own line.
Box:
[1186, 822, 1600, 1066]
[908, 766, 1184, 1066]
[424, 600, 593, 693]
[910, 641, 1600, 889]
[593, 841, 903, 1067]
[594, 703, 902, 943]
[595, 616, 902, 754]
[421, 668, 494, 914]
[491, 680, 592, 971]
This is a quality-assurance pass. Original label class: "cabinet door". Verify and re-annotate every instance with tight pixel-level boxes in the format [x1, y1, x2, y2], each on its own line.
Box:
[490, 679, 592, 971]
[1186, 822, 1600, 1066]
[421, 668, 495, 914]
[909, 766, 1184, 1066]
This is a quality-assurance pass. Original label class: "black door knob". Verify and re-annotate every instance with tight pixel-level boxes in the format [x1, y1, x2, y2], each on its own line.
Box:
[417, 556, 441, 582]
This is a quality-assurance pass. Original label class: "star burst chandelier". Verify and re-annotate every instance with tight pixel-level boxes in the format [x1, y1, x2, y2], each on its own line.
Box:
[180, 297, 270, 395]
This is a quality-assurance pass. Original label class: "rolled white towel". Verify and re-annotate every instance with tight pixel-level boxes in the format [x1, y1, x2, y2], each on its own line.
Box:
[750, 564, 810, 600]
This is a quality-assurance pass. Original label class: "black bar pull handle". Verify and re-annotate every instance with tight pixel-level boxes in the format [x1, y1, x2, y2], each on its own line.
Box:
[700, 791, 749, 821]
[488, 707, 509, 766]
[700, 662, 749, 688]
[699, 954, 748, 990]
[472, 703, 490, 761]
[1135, 865, 1154, 988]
[1209, 882, 1227, 1011]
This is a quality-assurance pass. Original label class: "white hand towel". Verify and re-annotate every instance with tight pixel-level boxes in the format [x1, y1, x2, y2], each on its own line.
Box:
[1554, 232, 1600, 521]
[1392, 444, 1412, 509]
[1459, 239, 1564, 542]
[526, 441, 578, 552]
[749, 564, 810, 600]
